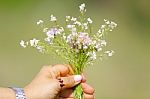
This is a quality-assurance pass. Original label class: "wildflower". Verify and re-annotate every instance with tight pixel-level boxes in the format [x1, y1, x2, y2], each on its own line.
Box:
[74, 21, 81, 26]
[87, 51, 97, 60]
[30, 38, 39, 47]
[101, 25, 106, 29]
[44, 37, 53, 44]
[58, 27, 64, 33]
[100, 40, 107, 46]
[87, 18, 93, 23]
[36, 46, 44, 53]
[79, 3, 86, 13]
[43, 28, 48, 32]
[98, 29, 102, 33]
[20, 40, 27, 48]
[36, 20, 43, 25]
[50, 15, 57, 21]
[103, 19, 117, 31]
[63, 35, 66, 40]
[105, 50, 114, 56]
[46, 28, 60, 38]
[67, 25, 75, 29]
[77, 32, 92, 45]
[71, 17, 77, 21]
[83, 45, 88, 49]
[82, 23, 88, 30]
[104, 19, 110, 24]
[91, 51, 97, 60]
[66, 34, 72, 43]
[66, 16, 71, 21]
[109, 21, 117, 29]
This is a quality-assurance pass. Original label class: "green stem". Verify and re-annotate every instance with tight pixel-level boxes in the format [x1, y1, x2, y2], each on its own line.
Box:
[73, 84, 84, 99]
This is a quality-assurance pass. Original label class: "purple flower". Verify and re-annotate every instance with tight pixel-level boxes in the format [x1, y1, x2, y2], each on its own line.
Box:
[46, 28, 59, 38]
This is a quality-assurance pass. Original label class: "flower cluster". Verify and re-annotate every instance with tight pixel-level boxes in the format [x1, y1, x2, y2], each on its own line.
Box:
[20, 3, 117, 99]
[20, 3, 117, 66]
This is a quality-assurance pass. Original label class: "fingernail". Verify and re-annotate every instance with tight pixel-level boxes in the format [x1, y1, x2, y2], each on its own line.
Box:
[74, 75, 82, 82]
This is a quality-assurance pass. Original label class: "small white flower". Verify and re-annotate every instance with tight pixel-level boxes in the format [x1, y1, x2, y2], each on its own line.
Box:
[36, 20, 43, 25]
[91, 51, 97, 60]
[46, 28, 60, 38]
[98, 29, 102, 34]
[67, 25, 75, 29]
[66, 16, 71, 19]
[37, 46, 44, 52]
[87, 51, 97, 60]
[83, 45, 88, 49]
[104, 19, 117, 30]
[87, 18, 93, 23]
[101, 25, 106, 29]
[63, 35, 66, 40]
[74, 21, 81, 26]
[82, 23, 88, 30]
[105, 50, 114, 56]
[104, 19, 107, 22]
[95, 43, 102, 51]
[71, 17, 77, 21]
[66, 34, 71, 43]
[79, 3, 86, 12]
[101, 40, 107, 46]
[72, 27, 77, 32]
[109, 21, 117, 29]
[43, 28, 48, 32]
[30, 38, 39, 47]
[104, 19, 110, 24]
[72, 31, 78, 36]
[66, 16, 71, 21]
[45, 37, 50, 42]
[20, 40, 27, 48]
[50, 14, 57, 21]
[58, 27, 64, 33]
[97, 47, 102, 51]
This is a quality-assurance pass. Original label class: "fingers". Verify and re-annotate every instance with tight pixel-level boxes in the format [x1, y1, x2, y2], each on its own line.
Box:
[84, 93, 94, 99]
[81, 83, 95, 95]
[59, 88, 94, 99]
[41, 64, 70, 78]
[81, 73, 86, 83]
[59, 89, 73, 98]
[59, 75, 82, 89]
[59, 82, 94, 99]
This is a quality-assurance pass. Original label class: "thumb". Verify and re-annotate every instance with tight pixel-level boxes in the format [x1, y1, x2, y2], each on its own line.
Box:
[58, 75, 82, 89]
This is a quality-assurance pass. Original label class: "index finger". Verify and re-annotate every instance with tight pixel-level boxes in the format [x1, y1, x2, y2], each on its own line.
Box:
[50, 64, 70, 78]
[81, 83, 95, 95]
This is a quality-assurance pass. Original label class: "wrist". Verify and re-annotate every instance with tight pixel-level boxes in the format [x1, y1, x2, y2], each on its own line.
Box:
[24, 85, 38, 99]
[24, 86, 32, 99]
[9, 87, 26, 99]
[7, 88, 16, 99]
[0, 87, 16, 99]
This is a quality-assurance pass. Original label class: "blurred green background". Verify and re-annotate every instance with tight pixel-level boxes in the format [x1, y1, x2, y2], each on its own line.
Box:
[0, 0, 150, 99]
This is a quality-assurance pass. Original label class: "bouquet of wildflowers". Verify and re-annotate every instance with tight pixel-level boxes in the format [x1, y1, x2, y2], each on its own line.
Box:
[20, 3, 117, 99]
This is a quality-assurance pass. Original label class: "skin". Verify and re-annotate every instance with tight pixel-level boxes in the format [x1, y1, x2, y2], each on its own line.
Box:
[0, 64, 94, 99]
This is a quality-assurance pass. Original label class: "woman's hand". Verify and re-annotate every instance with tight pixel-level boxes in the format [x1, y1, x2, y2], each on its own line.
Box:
[24, 64, 94, 99]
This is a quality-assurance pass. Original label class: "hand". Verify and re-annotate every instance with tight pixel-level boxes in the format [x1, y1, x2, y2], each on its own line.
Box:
[24, 64, 94, 99]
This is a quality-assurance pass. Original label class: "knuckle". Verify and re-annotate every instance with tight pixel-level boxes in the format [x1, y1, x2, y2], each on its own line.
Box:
[91, 88, 95, 94]
[41, 66, 48, 71]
